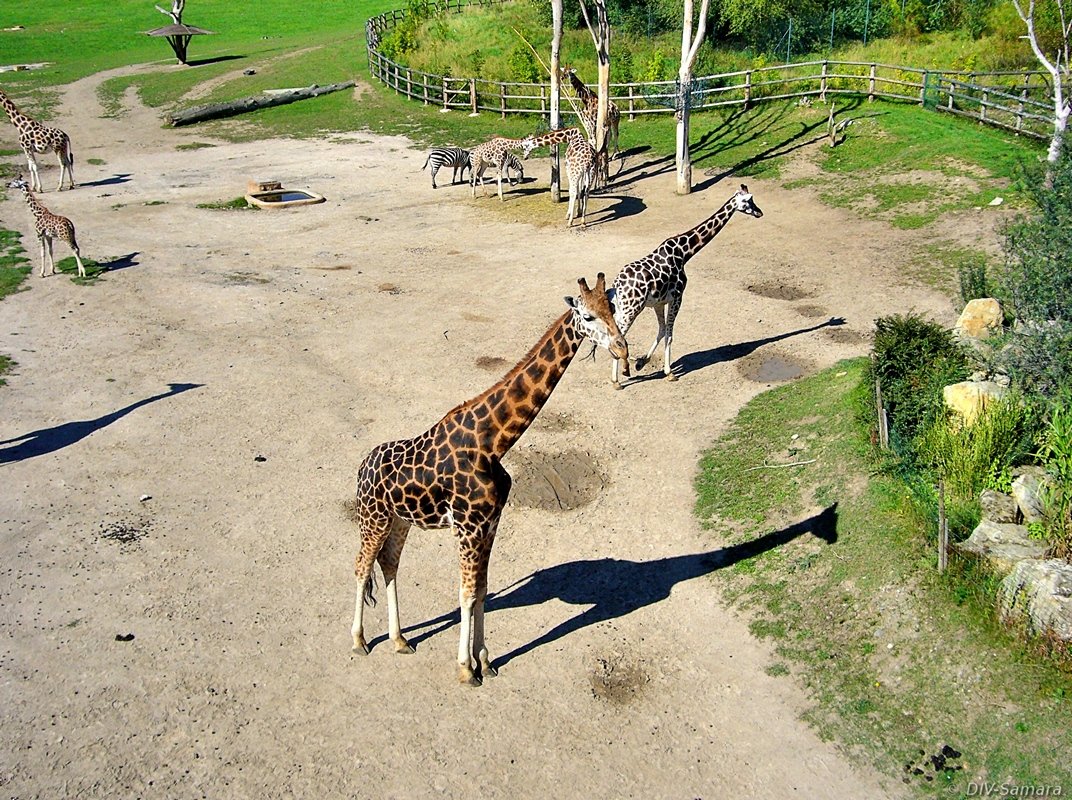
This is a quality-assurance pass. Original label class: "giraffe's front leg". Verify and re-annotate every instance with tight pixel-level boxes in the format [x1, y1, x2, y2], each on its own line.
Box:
[457, 584, 480, 686]
[26, 153, 41, 193]
[637, 304, 667, 372]
[38, 237, 47, 278]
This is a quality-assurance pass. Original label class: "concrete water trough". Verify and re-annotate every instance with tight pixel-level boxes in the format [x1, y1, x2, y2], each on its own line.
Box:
[244, 180, 325, 209]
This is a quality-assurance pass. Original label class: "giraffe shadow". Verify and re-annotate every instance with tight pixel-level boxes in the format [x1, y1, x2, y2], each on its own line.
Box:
[584, 193, 646, 226]
[667, 317, 846, 380]
[100, 252, 140, 272]
[80, 173, 132, 188]
[0, 383, 202, 464]
[377, 504, 839, 668]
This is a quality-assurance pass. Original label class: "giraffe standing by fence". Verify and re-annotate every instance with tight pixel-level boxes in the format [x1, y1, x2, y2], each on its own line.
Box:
[8, 176, 87, 278]
[350, 274, 628, 685]
[521, 128, 597, 227]
[606, 185, 764, 388]
[562, 67, 620, 185]
[0, 89, 75, 192]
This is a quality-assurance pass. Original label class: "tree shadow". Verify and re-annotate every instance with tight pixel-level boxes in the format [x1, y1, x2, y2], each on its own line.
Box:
[79, 174, 132, 188]
[185, 55, 246, 67]
[0, 383, 202, 464]
[668, 317, 846, 380]
[378, 504, 839, 666]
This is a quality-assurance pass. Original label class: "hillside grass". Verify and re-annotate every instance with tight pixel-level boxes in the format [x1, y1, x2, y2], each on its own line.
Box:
[696, 359, 1072, 797]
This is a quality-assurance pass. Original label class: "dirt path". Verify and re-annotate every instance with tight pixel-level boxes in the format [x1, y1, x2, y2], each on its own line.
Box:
[0, 66, 967, 798]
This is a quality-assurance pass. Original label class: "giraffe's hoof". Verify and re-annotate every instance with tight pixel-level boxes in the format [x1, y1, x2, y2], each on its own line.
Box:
[613, 382, 623, 391]
[665, 371, 679, 382]
[394, 639, 415, 655]
[480, 662, 498, 679]
[459, 666, 482, 686]
[351, 637, 369, 655]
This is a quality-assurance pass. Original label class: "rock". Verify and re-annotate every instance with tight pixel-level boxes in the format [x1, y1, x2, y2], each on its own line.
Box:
[954, 298, 1003, 340]
[1011, 468, 1049, 524]
[954, 519, 1047, 575]
[980, 489, 1019, 524]
[942, 380, 1008, 424]
[1000, 559, 1072, 641]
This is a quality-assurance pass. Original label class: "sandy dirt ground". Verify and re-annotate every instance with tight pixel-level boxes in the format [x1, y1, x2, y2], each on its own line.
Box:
[0, 65, 989, 798]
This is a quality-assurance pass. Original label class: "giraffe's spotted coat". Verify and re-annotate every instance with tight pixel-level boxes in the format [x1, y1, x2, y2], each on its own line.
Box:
[8, 177, 86, 278]
[0, 89, 75, 193]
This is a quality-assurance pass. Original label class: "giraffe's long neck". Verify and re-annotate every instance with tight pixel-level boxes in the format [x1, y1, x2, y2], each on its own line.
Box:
[663, 199, 737, 264]
[18, 185, 45, 222]
[451, 311, 583, 458]
[570, 74, 595, 104]
[532, 129, 586, 151]
[0, 92, 30, 128]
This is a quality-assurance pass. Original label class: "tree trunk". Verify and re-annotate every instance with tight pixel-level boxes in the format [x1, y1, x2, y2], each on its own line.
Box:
[167, 82, 356, 126]
[675, 80, 692, 194]
[550, 0, 563, 203]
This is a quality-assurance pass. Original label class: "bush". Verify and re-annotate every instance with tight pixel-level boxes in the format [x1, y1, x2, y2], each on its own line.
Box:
[996, 139, 1072, 397]
[508, 43, 540, 83]
[868, 313, 970, 448]
[1036, 391, 1072, 559]
[958, 257, 996, 305]
[916, 395, 1037, 500]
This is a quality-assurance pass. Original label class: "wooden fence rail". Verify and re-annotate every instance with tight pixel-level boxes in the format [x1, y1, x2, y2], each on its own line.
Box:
[365, 4, 1056, 140]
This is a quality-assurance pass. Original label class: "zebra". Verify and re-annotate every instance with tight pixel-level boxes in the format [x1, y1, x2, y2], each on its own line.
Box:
[421, 148, 525, 190]
[421, 147, 471, 189]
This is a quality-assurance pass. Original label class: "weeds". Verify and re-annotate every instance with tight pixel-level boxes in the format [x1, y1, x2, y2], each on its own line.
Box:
[1035, 392, 1072, 558]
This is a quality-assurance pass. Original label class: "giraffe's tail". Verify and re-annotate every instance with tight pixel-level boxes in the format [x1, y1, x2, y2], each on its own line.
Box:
[62, 136, 74, 167]
[363, 571, 379, 607]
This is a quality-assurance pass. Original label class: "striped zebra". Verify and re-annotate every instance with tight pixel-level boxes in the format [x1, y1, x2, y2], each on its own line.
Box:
[421, 147, 471, 189]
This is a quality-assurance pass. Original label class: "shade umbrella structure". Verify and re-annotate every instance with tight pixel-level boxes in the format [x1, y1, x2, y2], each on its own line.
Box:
[146, 23, 215, 65]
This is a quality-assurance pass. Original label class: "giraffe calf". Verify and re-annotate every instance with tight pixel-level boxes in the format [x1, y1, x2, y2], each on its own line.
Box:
[8, 176, 87, 278]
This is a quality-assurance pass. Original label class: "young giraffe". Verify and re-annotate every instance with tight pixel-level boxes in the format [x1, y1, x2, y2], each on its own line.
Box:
[8, 176, 87, 278]
[562, 67, 620, 182]
[351, 274, 628, 686]
[606, 184, 763, 388]
[0, 89, 75, 192]
[468, 136, 529, 201]
[521, 128, 596, 227]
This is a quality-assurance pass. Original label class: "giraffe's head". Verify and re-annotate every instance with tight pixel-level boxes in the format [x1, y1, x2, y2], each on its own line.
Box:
[519, 135, 538, 160]
[565, 273, 628, 361]
[732, 184, 763, 218]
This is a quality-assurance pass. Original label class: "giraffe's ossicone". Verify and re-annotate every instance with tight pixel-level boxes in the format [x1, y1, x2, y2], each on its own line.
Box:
[349, 274, 627, 686]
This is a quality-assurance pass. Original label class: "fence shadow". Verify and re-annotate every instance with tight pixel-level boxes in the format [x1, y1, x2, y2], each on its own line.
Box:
[375, 504, 839, 667]
[0, 383, 202, 464]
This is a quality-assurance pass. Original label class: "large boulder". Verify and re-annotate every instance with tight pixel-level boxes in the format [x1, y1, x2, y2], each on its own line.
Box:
[954, 519, 1047, 575]
[954, 298, 1003, 339]
[1000, 559, 1072, 642]
[942, 380, 1008, 425]
[1011, 467, 1049, 524]
[980, 489, 1019, 524]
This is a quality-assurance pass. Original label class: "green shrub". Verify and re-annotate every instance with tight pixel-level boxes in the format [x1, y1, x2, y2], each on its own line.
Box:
[916, 395, 1037, 501]
[868, 313, 970, 448]
[1036, 391, 1072, 559]
[507, 42, 541, 83]
[958, 257, 996, 305]
[996, 139, 1072, 397]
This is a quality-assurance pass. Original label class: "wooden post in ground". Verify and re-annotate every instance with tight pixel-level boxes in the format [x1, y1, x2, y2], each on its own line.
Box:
[938, 478, 949, 573]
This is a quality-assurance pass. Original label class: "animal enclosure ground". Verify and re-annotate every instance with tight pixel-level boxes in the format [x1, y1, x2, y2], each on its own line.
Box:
[0, 66, 998, 798]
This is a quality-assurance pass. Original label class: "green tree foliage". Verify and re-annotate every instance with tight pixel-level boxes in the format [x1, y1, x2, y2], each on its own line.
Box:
[508, 42, 542, 82]
[997, 140, 1072, 397]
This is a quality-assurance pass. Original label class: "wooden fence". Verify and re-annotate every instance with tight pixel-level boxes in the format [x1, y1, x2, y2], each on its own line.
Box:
[365, 3, 1056, 140]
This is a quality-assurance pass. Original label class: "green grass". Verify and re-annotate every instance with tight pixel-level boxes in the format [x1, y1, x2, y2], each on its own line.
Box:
[86, 157, 106, 165]
[0, 229, 32, 300]
[695, 359, 1072, 796]
[54, 255, 108, 283]
[195, 196, 257, 210]
[0, 353, 14, 386]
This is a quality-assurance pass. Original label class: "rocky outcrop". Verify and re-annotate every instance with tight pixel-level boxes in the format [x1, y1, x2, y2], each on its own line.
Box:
[954, 298, 1003, 340]
[1000, 559, 1072, 641]
[942, 380, 1008, 424]
[954, 519, 1048, 575]
[1011, 467, 1049, 524]
[980, 489, 1019, 524]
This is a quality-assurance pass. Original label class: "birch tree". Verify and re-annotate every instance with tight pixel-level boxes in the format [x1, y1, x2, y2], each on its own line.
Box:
[1013, 0, 1072, 183]
[676, 0, 712, 194]
[578, 0, 611, 188]
[550, 0, 563, 202]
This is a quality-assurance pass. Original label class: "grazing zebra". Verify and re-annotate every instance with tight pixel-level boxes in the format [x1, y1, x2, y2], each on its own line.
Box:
[421, 147, 471, 189]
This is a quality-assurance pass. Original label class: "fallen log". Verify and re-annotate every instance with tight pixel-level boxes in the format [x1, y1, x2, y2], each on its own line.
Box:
[167, 81, 356, 126]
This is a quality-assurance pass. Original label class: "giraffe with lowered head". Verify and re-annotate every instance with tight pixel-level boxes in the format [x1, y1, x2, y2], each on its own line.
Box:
[562, 66, 620, 184]
[8, 176, 87, 278]
[605, 184, 763, 388]
[468, 135, 530, 201]
[0, 89, 75, 192]
[521, 128, 596, 227]
[350, 274, 628, 685]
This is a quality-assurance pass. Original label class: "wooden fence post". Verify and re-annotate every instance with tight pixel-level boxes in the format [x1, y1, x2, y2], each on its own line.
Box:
[540, 85, 546, 118]
[744, 70, 752, 109]
[919, 70, 928, 106]
[868, 63, 876, 102]
[820, 60, 828, 101]
[500, 82, 506, 118]
[628, 85, 636, 120]
[874, 369, 889, 449]
[938, 478, 949, 573]
[1017, 73, 1028, 133]
[422, 73, 429, 105]
[469, 78, 477, 114]
[442, 76, 449, 111]
[406, 68, 412, 99]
